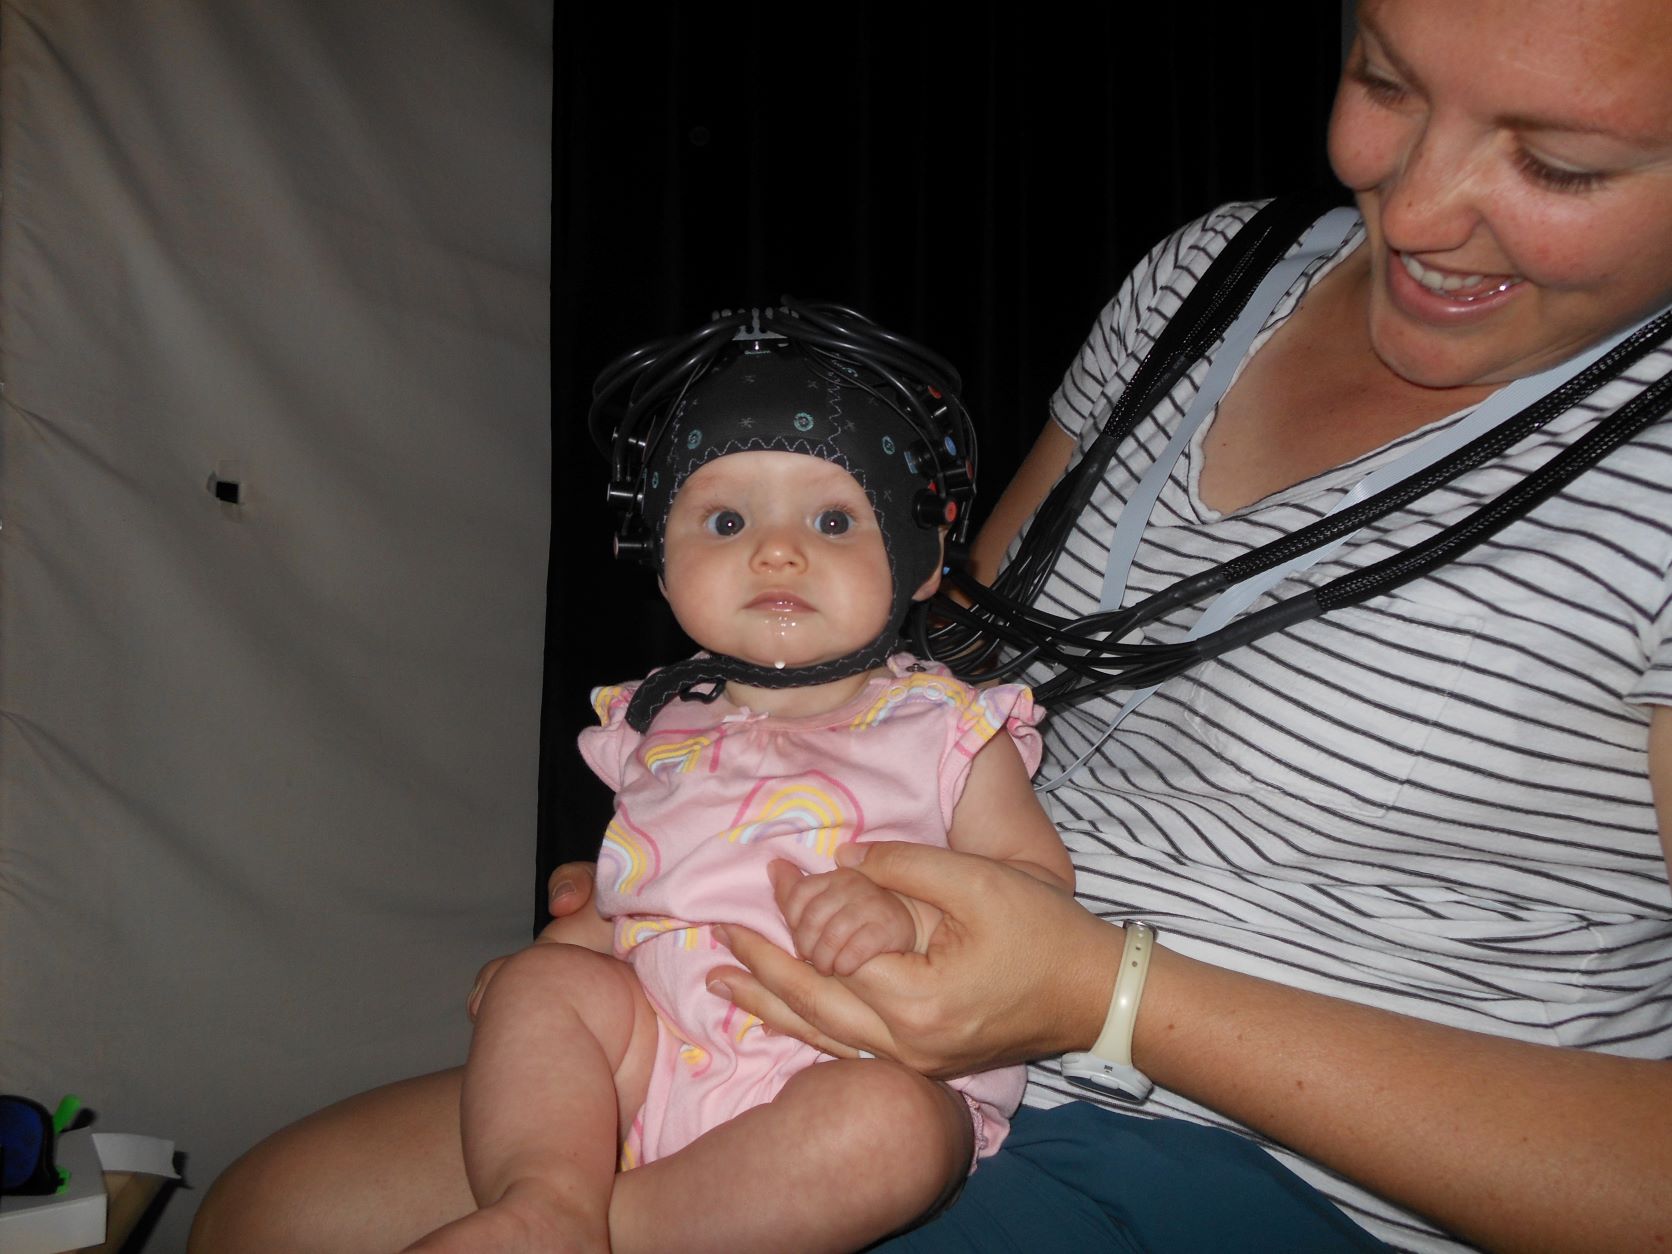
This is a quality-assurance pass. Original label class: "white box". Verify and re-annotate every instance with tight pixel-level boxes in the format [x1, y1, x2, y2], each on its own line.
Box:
[0, 1129, 107, 1253]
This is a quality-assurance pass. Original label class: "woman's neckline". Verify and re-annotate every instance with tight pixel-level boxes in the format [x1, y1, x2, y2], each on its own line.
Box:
[1190, 236, 1497, 518]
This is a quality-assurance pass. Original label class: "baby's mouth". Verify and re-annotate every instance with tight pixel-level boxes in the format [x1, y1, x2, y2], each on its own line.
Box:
[748, 592, 812, 613]
[1398, 252, 1522, 302]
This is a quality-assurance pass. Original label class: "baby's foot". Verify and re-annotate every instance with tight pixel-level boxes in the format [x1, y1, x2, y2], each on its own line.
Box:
[402, 1180, 607, 1254]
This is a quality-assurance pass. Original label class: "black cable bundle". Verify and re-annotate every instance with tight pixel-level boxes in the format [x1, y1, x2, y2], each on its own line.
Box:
[914, 191, 1672, 711]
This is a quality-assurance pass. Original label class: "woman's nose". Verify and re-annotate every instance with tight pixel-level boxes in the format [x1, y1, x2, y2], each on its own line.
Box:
[1378, 116, 1483, 256]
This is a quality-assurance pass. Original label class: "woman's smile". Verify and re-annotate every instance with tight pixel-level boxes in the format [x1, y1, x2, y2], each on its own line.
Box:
[1395, 252, 1521, 303]
[1385, 247, 1525, 325]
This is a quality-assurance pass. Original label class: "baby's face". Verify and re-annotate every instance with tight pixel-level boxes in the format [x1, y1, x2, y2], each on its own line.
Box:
[660, 451, 894, 671]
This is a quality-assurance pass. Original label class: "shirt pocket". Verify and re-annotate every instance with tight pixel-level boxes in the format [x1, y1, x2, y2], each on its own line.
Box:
[1180, 594, 1482, 818]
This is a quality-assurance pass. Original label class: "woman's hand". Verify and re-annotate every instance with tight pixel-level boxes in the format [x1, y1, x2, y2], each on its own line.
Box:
[708, 841, 1123, 1076]
[467, 861, 611, 1020]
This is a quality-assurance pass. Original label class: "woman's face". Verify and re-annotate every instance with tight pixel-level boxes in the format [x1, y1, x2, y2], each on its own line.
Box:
[1329, 0, 1672, 388]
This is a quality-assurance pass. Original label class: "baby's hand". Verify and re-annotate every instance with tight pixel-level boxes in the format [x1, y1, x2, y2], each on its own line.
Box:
[771, 863, 925, 977]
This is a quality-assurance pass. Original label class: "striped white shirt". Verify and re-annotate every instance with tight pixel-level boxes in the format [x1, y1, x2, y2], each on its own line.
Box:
[1018, 202, 1672, 1252]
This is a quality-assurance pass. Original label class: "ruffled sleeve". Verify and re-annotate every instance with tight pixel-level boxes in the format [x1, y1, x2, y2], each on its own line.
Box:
[937, 683, 1044, 825]
[577, 682, 641, 792]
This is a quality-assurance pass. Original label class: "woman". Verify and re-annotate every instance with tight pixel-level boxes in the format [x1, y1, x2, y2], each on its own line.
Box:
[190, 1, 1672, 1249]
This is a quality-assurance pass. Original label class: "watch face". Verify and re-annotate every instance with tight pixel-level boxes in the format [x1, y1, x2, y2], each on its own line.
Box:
[1061, 1055, 1153, 1103]
[1065, 1072, 1141, 1101]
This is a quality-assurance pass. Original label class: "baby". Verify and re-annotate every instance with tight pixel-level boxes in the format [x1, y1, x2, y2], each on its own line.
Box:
[409, 313, 1072, 1253]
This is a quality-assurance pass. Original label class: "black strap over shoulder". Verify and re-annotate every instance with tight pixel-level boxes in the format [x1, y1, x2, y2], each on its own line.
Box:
[1094, 189, 1351, 448]
[942, 189, 1352, 664]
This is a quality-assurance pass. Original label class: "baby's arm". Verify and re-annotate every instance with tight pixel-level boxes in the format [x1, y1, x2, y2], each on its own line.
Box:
[776, 732, 1071, 976]
[943, 730, 1073, 892]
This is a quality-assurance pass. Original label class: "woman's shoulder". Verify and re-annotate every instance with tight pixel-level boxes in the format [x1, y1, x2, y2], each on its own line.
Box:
[1052, 202, 1282, 434]
[1156, 200, 1271, 283]
[1100, 200, 1272, 327]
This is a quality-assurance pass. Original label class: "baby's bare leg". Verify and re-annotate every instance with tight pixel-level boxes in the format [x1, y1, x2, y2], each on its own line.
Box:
[610, 1058, 974, 1254]
[406, 944, 657, 1254]
[190, 1056, 968, 1254]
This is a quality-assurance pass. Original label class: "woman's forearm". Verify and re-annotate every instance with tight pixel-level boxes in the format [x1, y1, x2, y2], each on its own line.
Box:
[722, 842, 1672, 1249]
[1138, 944, 1672, 1253]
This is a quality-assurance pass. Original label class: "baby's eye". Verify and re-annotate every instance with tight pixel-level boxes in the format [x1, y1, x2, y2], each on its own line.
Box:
[704, 509, 745, 537]
[814, 509, 854, 536]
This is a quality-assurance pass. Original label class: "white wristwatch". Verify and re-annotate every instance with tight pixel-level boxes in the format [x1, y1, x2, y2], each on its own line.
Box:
[1059, 921, 1156, 1102]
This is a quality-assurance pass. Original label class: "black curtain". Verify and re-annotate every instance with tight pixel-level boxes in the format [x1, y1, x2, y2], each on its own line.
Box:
[546, 4, 1347, 926]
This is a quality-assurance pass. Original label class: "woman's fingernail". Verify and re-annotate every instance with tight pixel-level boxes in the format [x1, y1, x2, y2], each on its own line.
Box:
[706, 978, 733, 1001]
[467, 975, 484, 1011]
[550, 879, 577, 906]
[835, 843, 866, 867]
[712, 925, 731, 948]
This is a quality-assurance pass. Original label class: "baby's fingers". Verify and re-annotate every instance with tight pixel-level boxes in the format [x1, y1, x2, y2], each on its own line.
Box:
[806, 905, 880, 975]
[767, 860, 818, 930]
[772, 864, 851, 960]
[827, 920, 900, 977]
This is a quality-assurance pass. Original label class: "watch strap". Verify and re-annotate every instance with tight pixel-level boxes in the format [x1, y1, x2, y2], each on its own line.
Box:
[1060, 921, 1156, 1102]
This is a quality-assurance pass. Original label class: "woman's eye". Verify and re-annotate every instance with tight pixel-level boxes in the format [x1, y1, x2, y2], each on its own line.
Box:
[1349, 62, 1407, 106]
[814, 509, 853, 536]
[704, 509, 745, 537]
[1512, 147, 1607, 194]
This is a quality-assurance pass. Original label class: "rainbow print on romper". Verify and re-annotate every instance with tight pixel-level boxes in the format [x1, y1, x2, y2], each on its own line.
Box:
[720, 770, 865, 859]
[721, 1002, 763, 1044]
[678, 1042, 712, 1075]
[591, 684, 628, 723]
[616, 915, 701, 954]
[599, 807, 660, 895]
[851, 671, 980, 732]
[619, 1113, 644, 1171]
[641, 729, 721, 777]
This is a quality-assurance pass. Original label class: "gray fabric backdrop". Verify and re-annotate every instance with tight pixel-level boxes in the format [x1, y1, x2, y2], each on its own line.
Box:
[0, 3, 551, 1247]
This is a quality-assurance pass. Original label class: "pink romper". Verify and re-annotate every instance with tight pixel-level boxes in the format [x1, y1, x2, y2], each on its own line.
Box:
[579, 654, 1041, 1168]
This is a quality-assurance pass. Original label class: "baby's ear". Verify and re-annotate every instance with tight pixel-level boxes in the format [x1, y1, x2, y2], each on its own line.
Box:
[911, 532, 947, 602]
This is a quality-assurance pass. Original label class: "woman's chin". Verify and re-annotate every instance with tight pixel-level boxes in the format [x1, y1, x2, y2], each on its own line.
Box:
[1366, 306, 1536, 391]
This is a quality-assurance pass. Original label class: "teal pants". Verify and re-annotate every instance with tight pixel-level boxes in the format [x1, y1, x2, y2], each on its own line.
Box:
[870, 1103, 1395, 1253]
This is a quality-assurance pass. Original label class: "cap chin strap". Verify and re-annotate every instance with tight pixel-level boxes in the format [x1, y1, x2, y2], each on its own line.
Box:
[624, 631, 901, 732]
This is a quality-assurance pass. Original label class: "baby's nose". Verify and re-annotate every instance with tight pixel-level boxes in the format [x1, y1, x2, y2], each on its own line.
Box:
[750, 523, 806, 569]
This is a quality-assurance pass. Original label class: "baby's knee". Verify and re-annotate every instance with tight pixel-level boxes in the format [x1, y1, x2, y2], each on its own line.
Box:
[486, 941, 630, 1011]
[781, 1060, 973, 1205]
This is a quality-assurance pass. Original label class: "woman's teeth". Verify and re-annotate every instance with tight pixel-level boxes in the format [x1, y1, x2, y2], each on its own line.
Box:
[1399, 252, 1520, 300]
